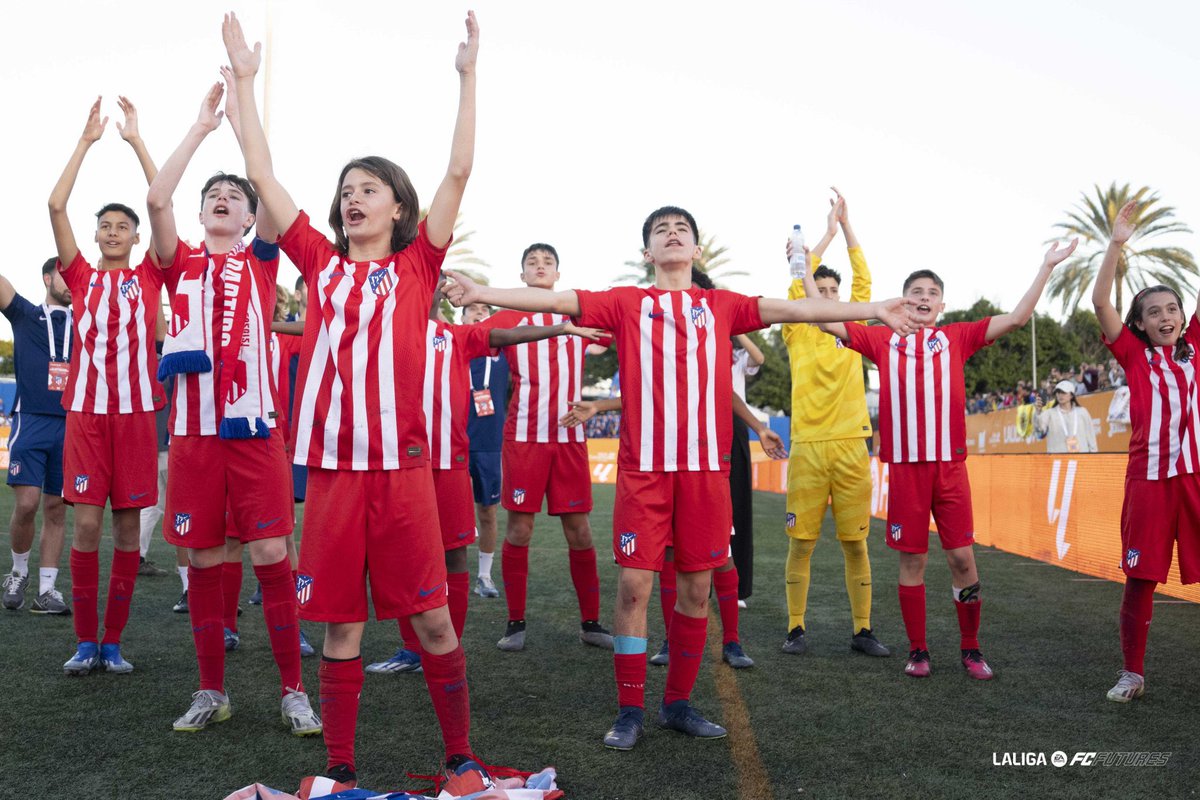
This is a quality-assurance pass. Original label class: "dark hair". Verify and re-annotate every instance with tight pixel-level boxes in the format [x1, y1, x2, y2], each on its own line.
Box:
[294, 275, 305, 292]
[903, 269, 944, 293]
[641, 206, 699, 248]
[1125, 285, 1191, 361]
[690, 266, 715, 290]
[328, 156, 419, 256]
[42, 257, 58, 276]
[813, 265, 842, 285]
[95, 203, 140, 229]
[521, 243, 559, 267]
[200, 172, 259, 235]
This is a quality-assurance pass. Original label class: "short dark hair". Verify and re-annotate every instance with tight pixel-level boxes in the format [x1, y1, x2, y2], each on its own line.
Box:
[200, 172, 259, 235]
[294, 275, 305, 292]
[690, 266, 715, 290]
[329, 156, 419, 256]
[903, 269, 944, 293]
[641, 206, 699, 248]
[521, 243, 559, 267]
[42, 257, 58, 276]
[813, 265, 842, 285]
[96, 203, 140, 229]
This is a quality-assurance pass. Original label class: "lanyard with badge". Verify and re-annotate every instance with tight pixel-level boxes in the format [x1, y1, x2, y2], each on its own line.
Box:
[1057, 406, 1080, 453]
[45, 305, 71, 392]
[469, 356, 495, 417]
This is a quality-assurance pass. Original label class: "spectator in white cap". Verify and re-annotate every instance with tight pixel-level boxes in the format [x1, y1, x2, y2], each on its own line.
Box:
[1035, 380, 1098, 453]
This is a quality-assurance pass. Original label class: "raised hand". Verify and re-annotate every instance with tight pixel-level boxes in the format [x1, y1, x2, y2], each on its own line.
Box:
[1111, 201, 1138, 245]
[831, 186, 848, 225]
[222, 12, 262, 78]
[81, 96, 108, 144]
[1042, 238, 1079, 270]
[562, 322, 609, 341]
[219, 67, 242, 137]
[114, 96, 142, 142]
[824, 197, 839, 237]
[442, 269, 481, 307]
[455, 10, 479, 75]
[878, 297, 918, 337]
[559, 400, 598, 429]
[197, 82, 225, 133]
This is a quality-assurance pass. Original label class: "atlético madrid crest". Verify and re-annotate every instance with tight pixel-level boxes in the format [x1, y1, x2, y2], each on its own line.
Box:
[512, 488, 526, 505]
[368, 267, 393, 297]
[689, 305, 707, 328]
[120, 277, 141, 301]
[296, 574, 314, 605]
[74, 474, 89, 493]
[432, 334, 447, 352]
[619, 531, 637, 556]
[1125, 548, 1140, 569]
[785, 512, 796, 529]
[174, 513, 191, 536]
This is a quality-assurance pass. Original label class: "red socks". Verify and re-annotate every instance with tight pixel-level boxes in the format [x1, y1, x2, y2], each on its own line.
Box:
[319, 657, 363, 772]
[421, 646, 472, 760]
[568, 547, 601, 622]
[954, 597, 982, 650]
[614, 651, 647, 709]
[713, 567, 740, 645]
[255, 556, 304, 693]
[663, 611, 707, 705]
[659, 560, 677, 635]
[70, 548, 99, 644]
[189, 563, 226, 692]
[101, 549, 140, 645]
[1120, 578, 1156, 675]
[399, 616, 421, 654]
[447, 571, 469, 641]
[501, 540, 529, 622]
[222, 560, 243, 633]
[898, 583, 927, 651]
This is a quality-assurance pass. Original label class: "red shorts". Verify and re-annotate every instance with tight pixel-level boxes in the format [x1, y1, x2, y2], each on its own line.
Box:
[164, 432, 294, 549]
[1120, 474, 1200, 584]
[885, 461, 975, 554]
[63, 411, 158, 509]
[297, 466, 447, 622]
[501, 439, 593, 515]
[434, 468, 477, 551]
[612, 470, 732, 572]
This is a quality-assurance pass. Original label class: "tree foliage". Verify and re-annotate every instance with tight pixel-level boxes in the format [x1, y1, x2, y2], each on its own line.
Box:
[744, 329, 791, 414]
[616, 230, 748, 287]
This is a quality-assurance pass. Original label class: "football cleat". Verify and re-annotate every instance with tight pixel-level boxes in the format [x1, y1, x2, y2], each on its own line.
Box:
[173, 689, 232, 732]
[30, 589, 71, 615]
[648, 640, 670, 666]
[851, 628, 891, 657]
[299, 628, 316, 658]
[475, 575, 500, 598]
[298, 764, 357, 800]
[496, 619, 526, 652]
[172, 591, 189, 614]
[247, 582, 263, 606]
[99, 643, 134, 674]
[1106, 669, 1145, 703]
[602, 706, 645, 751]
[722, 641, 754, 669]
[659, 700, 727, 739]
[224, 627, 240, 652]
[580, 620, 614, 649]
[2, 571, 29, 610]
[904, 648, 932, 678]
[364, 647, 423, 674]
[282, 688, 322, 736]
[64, 642, 100, 676]
[137, 558, 169, 577]
[782, 625, 807, 655]
[961, 649, 994, 681]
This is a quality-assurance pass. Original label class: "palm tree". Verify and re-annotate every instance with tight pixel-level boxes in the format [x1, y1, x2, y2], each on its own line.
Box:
[419, 209, 489, 321]
[616, 230, 749, 287]
[1047, 183, 1196, 315]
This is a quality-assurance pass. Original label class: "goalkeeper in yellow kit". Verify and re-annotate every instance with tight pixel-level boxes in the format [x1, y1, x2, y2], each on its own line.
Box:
[781, 189, 889, 658]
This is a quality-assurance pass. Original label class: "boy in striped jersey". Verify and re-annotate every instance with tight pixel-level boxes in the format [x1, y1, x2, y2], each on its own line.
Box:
[818, 239, 1079, 681]
[486, 244, 614, 653]
[145, 78, 317, 735]
[446, 206, 917, 750]
[49, 96, 166, 676]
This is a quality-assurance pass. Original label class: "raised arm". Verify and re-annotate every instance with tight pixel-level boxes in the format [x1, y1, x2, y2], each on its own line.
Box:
[986, 238, 1078, 342]
[0, 273, 16, 311]
[222, 12, 299, 237]
[444, 269, 580, 316]
[116, 96, 158, 186]
[735, 333, 765, 367]
[1091, 201, 1136, 342]
[809, 197, 840, 262]
[759, 294, 915, 337]
[219, 67, 277, 244]
[48, 97, 108, 267]
[147, 83, 227, 264]
[835, 188, 860, 250]
[488, 320, 606, 348]
[425, 11, 479, 248]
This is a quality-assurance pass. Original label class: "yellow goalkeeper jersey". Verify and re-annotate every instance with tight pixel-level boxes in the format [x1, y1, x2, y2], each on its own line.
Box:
[782, 246, 873, 444]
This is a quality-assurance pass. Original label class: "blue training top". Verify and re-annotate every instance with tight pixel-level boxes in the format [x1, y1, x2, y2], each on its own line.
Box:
[1, 293, 71, 417]
[466, 351, 508, 452]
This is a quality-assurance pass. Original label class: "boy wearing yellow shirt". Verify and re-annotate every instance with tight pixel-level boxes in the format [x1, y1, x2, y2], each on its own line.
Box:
[781, 190, 889, 658]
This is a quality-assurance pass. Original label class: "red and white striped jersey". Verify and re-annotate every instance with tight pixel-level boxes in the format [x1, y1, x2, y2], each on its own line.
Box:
[1106, 323, 1200, 480]
[59, 251, 166, 415]
[845, 319, 991, 463]
[423, 320, 493, 470]
[278, 212, 446, 470]
[487, 310, 587, 444]
[162, 239, 281, 437]
[575, 286, 764, 472]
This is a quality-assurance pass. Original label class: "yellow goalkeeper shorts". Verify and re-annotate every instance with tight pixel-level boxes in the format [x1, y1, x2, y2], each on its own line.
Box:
[785, 438, 872, 541]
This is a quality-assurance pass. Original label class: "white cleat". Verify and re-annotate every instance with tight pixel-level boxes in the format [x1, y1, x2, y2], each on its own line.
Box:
[173, 689, 232, 732]
[282, 688, 322, 736]
[1106, 670, 1145, 703]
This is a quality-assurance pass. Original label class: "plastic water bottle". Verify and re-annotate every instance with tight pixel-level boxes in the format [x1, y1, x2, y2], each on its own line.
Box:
[789, 224, 806, 279]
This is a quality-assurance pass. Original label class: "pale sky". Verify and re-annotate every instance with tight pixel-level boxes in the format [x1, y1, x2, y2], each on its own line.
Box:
[5, 0, 1198, 339]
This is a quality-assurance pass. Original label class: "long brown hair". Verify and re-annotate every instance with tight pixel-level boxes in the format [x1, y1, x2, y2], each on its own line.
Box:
[1124, 285, 1191, 361]
[328, 156, 419, 256]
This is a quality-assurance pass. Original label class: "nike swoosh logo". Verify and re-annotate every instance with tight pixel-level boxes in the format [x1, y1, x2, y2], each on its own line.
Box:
[456, 532, 471, 539]
[709, 550, 723, 558]
[418, 583, 445, 598]
[568, 500, 583, 507]
[858, 526, 867, 531]
[273, 624, 294, 632]
[129, 492, 149, 500]
[681, 651, 703, 659]
[647, 312, 665, 319]
[256, 518, 281, 530]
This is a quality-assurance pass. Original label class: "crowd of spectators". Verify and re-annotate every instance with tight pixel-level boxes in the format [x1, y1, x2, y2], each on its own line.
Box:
[967, 360, 1126, 415]
[585, 410, 621, 438]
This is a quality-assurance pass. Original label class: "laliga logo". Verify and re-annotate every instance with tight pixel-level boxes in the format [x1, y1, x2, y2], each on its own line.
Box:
[1047, 460, 1078, 560]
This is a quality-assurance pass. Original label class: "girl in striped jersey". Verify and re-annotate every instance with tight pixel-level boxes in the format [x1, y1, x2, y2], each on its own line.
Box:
[819, 237, 1078, 683]
[1093, 201, 1200, 704]
[48, 96, 165, 677]
[223, 10, 481, 787]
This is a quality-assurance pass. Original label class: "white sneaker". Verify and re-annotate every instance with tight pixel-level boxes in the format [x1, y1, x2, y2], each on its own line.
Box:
[1106, 670, 1145, 703]
[282, 688, 322, 736]
[475, 574, 499, 598]
[173, 689, 232, 731]
[737, 599, 747, 609]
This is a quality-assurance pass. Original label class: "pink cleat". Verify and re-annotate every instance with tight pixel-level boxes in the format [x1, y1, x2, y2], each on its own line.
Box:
[961, 649, 995, 680]
[903, 649, 931, 678]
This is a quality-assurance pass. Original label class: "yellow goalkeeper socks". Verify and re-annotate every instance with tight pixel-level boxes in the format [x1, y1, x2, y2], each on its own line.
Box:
[841, 538, 872, 632]
[785, 538, 817, 631]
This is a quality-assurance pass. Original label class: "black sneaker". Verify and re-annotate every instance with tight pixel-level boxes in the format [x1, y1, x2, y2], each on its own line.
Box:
[850, 628, 891, 657]
[602, 706, 645, 751]
[658, 700, 727, 739]
[325, 763, 356, 784]
[579, 619, 614, 649]
[497, 619, 526, 652]
[172, 591, 189, 614]
[782, 625, 806, 655]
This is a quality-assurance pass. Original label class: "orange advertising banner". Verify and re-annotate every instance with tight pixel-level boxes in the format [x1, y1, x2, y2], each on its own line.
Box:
[965, 389, 1132, 455]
